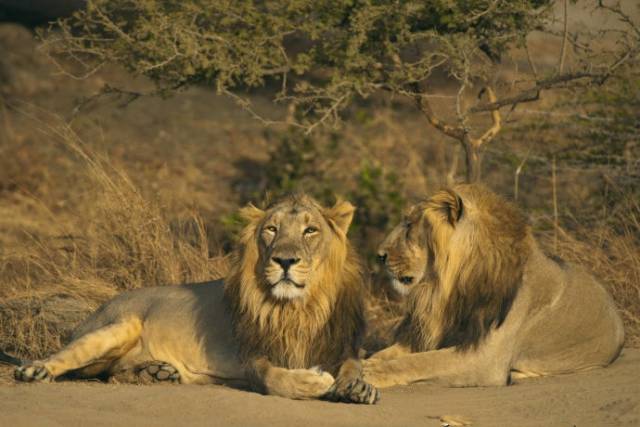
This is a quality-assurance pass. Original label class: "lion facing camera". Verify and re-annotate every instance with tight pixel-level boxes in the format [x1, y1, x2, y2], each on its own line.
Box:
[11, 194, 379, 404]
[366, 184, 624, 388]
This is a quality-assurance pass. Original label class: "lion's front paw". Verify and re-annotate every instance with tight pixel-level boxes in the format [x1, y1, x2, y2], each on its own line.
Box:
[137, 361, 181, 384]
[295, 367, 335, 397]
[14, 362, 53, 383]
[328, 378, 380, 404]
[266, 366, 335, 399]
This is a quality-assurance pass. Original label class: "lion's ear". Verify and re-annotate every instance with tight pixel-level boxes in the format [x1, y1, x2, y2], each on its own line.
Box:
[238, 203, 266, 224]
[325, 199, 356, 235]
[430, 189, 463, 226]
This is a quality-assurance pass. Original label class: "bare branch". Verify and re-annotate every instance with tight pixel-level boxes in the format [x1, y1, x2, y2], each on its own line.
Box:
[410, 84, 465, 140]
[416, 94, 466, 141]
[471, 86, 501, 148]
[597, 1, 640, 37]
[468, 71, 601, 113]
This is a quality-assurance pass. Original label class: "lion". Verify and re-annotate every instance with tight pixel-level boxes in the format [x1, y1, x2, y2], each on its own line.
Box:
[9, 194, 379, 404]
[364, 184, 624, 388]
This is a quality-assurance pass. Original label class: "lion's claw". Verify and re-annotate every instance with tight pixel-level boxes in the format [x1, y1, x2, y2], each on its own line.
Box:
[327, 378, 380, 404]
[15, 363, 53, 383]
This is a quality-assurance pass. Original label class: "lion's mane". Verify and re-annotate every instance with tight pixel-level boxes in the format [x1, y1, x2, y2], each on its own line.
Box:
[396, 184, 532, 351]
[223, 198, 366, 372]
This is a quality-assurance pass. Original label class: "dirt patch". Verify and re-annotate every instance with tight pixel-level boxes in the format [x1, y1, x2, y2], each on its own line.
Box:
[0, 349, 638, 427]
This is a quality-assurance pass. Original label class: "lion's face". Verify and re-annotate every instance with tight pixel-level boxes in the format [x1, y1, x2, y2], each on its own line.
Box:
[377, 203, 430, 296]
[227, 193, 363, 369]
[241, 195, 355, 301]
[259, 203, 334, 300]
[378, 190, 462, 296]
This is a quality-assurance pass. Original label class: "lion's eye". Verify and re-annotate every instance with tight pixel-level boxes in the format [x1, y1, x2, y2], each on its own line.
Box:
[265, 225, 277, 234]
[303, 226, 318, 235]
[404, 222, 413, 238]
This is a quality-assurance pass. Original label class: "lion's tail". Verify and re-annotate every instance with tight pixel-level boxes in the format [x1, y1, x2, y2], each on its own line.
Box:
[0, 350, 22, 366]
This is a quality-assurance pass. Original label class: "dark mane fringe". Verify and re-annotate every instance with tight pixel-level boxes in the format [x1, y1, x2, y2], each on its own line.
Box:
[438, 268, 522, 350]
[396, 184, 531, 352]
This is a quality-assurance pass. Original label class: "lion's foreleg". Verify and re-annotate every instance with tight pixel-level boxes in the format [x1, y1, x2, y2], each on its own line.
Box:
[368, 343, 411, 361]
[363, 347, 510, 388]
[246, 357, 334, 400]
[15, 316, 143, 382]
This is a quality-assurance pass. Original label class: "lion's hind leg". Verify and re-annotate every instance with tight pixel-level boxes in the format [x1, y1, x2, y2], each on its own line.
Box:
[15, 316, 143, 382]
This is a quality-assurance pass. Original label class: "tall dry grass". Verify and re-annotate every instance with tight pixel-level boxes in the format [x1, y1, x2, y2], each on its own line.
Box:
[0, 109, 227, 359]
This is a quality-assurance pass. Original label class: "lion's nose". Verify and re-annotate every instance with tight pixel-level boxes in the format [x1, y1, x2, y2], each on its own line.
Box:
[272, 257, 300, 272]
[377, 252, 387, 264]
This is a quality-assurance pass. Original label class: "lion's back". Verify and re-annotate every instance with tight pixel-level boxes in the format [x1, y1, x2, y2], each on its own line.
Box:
[516, 252, 624, 373]
[70, 280, 224, 341]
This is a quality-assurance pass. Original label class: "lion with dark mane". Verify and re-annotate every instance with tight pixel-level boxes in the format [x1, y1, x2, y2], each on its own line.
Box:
[10, 194, 379, 404]
[365, 184, 624, 388]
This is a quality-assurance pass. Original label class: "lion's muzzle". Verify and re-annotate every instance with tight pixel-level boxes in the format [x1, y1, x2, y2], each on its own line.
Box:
[272, 257, 300, 274]
[266, 256, 309, 300]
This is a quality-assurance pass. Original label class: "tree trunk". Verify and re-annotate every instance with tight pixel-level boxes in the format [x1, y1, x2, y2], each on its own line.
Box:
[462, 138, 482, 183]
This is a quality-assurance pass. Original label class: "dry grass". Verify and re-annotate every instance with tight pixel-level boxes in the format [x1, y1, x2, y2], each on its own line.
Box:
[0, 111, 227, 359]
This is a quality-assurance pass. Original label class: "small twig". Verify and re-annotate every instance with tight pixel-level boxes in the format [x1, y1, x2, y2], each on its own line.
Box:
[303, 94, 348, 135]
[68, 85, 143, 121]
[524, 36, 539, 80]
[514, 145, 533, 202]
[93, 4, 134, 44]
[222, 89, 296, 129]
[597, 0, 640, 37]
[558, 0, 569, 74]
[465, 0, 499, 23]
[552, 155, 559, 253]
[455, 81, 466, 123]
[446, 145, 460, 187]
[0, 99, 16, 142]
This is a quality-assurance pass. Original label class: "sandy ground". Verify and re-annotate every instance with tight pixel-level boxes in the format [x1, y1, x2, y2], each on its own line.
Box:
[0, 349, 637, 427]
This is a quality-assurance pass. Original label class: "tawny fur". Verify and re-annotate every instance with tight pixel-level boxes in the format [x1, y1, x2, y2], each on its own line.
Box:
[13, 194, 378, 403]
[366, 184, 624, 388]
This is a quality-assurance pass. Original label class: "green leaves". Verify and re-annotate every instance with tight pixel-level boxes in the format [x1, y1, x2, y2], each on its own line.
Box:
[45, 0, 550, 127]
